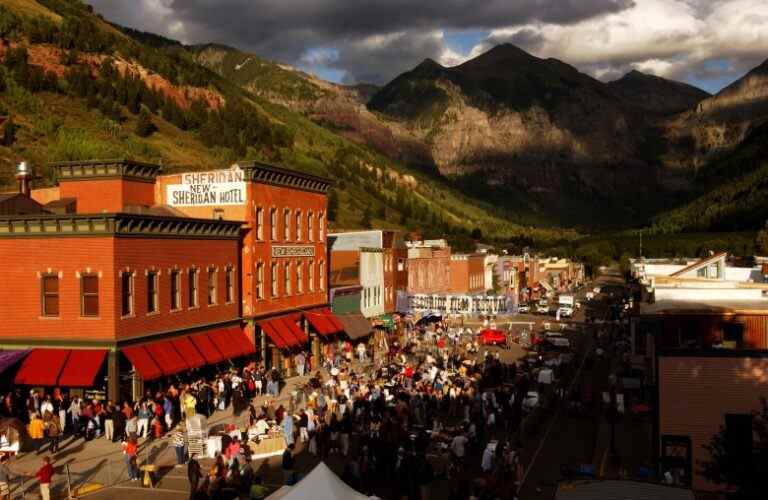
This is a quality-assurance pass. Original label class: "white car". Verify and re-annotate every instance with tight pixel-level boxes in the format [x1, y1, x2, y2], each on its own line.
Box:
[537, 302, 550, 314]
[558, 306, 573, 318]
[518, 304, 530, 314]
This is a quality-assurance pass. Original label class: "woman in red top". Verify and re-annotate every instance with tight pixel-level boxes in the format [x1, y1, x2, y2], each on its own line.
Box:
[122, 438, 138, 481]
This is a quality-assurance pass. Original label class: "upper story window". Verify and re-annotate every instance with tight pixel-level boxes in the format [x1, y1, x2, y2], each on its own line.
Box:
[283, 208, 291, 241]
[189, 268, 199, 308]
[147, 271, 159, 314]
[297, 260, 304, 294]
[41, 275, 59, 317]
[256, 207, 264, 241]
[319, 260, 326, 291]
[284, 261, 292, 295]
[271, 262, 278, 298]
[295, 210, 302, 242]
[170, 269, 181, 311]
[319, 211, 325, 240]
[308, 211, 314, 242]
[120, 272, 134, 317]
[270, 208, 277, 241]
[256, 262, 264, 300]
[79, 275, 99, 317]
[207, 267, 217, 305]
[225, 266, 235, 304]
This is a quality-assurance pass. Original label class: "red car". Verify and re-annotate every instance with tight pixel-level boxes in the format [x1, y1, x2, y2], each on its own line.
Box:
[479, 329, 507, 346]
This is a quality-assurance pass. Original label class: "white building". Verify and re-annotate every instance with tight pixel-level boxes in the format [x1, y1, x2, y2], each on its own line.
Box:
[359, 248, 385, 318]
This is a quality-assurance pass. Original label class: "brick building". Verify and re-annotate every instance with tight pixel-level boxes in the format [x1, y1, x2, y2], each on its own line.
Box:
[449, 254, 486, 295]
[406, 240, 451, 295]
[0, 159, 338, 401]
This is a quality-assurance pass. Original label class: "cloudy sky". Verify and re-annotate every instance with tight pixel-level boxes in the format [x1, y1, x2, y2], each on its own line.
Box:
[88, 0, 768, 93]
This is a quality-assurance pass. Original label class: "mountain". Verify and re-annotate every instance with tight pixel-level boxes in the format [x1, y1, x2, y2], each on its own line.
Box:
[608, 69, 710, 115]
[0, 0, 568, 245]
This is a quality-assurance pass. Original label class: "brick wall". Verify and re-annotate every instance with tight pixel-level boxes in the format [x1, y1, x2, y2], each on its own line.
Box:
[59, 179, 155, 213]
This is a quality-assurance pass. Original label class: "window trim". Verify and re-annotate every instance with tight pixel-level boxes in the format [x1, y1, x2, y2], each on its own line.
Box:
[308, 210, 314, 242]
[80, 274, 99, 318]
[256, 206, 264, 241]
[225, 265, 235, 304]
[308, 259, 315, 292]
[188, 268, 199, 309]
[296, 259, 304, 294]
[283, 208, 291, 241]
[271, 262, 279, 298]
[284, 261, 292, 296]
[270, 207, 278, 241]
[41, 273, 60, 318]
[120, 271, 134, 318]
[170, 269, 182, 312]
[207, 266, 218, 306]
[256, 261, 265, 300]
[295, 210, 302, 242]
[147, 270, 160, 315]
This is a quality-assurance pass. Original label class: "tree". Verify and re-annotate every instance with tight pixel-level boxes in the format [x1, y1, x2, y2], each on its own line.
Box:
[327, 189, 339, 222]
[471, 227, 483, 240]
[756, 221, 768, 255]
[1, 116, 17, 146]
[700, 398, 768, 498]
[135, 108, 156, 137]
[360, 207, 372, 228]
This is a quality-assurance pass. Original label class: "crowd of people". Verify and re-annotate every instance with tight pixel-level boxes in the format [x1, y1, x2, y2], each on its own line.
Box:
[0, 317, 581, 500]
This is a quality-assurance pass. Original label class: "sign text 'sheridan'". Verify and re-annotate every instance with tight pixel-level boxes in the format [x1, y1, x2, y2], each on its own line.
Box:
[271, 245, 315, 258]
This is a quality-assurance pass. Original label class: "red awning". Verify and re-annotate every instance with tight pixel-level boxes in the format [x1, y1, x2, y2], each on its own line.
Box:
[260, 320, 290, 349]
[190, 333, 224, 364]
[15, 349, 70, 386]
[280, 317, 308, 344]
[229, 327, 255, 355]
[209, 328, 242, 360]
[322, 308, 345, 333]
[145, 341, 188, 376]
[58, 350, 107, 387]
[122, 346, 162, 380]
[171, 337, 206, 369]
[306, 310, 335, 336]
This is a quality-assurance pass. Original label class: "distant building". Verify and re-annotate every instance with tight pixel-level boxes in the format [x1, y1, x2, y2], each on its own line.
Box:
[449, 253, 486, 295]
[406, 240, 451, 295]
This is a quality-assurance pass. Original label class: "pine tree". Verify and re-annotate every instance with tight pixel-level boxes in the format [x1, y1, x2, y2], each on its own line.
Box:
[327, 189, 339, 222]
[361, 207, 373, 229]
[757, 222, 768, 255]
[135, 107, 156, 137]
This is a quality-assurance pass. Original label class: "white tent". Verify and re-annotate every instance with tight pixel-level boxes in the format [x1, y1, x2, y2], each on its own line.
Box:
[267, 462, 376, 500]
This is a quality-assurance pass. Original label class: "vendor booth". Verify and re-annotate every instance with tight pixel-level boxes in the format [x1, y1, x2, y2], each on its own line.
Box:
[267, 461, 377, 500]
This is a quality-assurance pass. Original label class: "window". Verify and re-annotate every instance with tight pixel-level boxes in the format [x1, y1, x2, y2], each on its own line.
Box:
[295, 211, 302, 241]
[297, 260, 303, 294]
[188, 268, 199, 308]
[41, 275, 60, 317]
[207, 267, 217, 305]
[271, 263, 278, 298]
[270, 208, 277, 241]
[309, 259, 315, 291]
[225, 266, 235, 304]
[256, 262, 264, 300]
[256, 207, 264, 241]
[80, 275, 99, 317]
[284, 262, 291, 295]
[147, 271, 159, 313]
[308, 211, 314, 242]
[170, 270, 181, 310]
[319, 260, 325, 291]
[283, 208, 291, 241]
[120, 272, 133, 317]
[319, 211, 325, 240]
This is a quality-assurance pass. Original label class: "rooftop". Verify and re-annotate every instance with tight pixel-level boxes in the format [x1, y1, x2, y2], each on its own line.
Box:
[640, 298, 768, 315]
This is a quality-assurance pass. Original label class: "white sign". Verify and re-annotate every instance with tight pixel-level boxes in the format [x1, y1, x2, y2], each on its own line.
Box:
[167, 168, 246, 207]
[272, 246, 315, 258]
[408, 294, 511, 314]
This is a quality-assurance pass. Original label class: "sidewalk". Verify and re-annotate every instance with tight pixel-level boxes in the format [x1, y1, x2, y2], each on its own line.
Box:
[6, 374, 311, 499]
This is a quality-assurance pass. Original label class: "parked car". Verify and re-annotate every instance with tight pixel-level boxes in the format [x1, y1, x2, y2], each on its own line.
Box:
[518, 303, 530, 314]
[536, 300, 550, 315]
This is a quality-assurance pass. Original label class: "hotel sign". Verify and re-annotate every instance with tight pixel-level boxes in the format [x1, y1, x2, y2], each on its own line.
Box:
[272, 245, 315, 258]
[167, 168, 246, 207]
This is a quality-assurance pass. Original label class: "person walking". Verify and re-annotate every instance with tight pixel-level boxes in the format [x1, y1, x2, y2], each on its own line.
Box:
[172, 425, 187, 467]
[187, 453, 201, 500]
[281, 444, 295, 485]
[28, 413, 45, 454]
[31, 456, 54, 500]
[45, 415, 61, 453]
[122, 438, 139, 481]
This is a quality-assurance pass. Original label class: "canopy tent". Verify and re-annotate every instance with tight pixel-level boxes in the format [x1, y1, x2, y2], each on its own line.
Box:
[267, 462, 376, 500]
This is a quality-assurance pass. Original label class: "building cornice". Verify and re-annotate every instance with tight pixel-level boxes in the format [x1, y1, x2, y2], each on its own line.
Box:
[0, 213, 242, 239]
[51, 159, 161, 184]
[236, 161, 332, 194]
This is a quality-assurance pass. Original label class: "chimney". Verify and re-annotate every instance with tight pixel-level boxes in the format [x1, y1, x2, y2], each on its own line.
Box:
[15, 161, 32, 196]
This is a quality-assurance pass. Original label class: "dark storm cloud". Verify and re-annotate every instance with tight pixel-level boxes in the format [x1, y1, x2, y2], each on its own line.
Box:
[87, 0, 635, 83]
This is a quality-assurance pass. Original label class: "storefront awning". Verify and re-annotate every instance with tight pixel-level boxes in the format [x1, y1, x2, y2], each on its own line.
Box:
[230, 328, 255, 356]
[190, 333, 224, 364]
[15, 349, 70, 386]
[322, 308, 346, 333]
[280, 317, 308, 344]
[209, 328, 243, 360]
[171, 337, 206, 369]
[335, 313, 372, 340]
[122, 346, 162, 381]
[260, 321, 288, 349]
[0, 350, 30, 376]
[58, 350, 107, 387]
[145, 341, 189, 376]
[306, 310, 336, 336]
